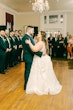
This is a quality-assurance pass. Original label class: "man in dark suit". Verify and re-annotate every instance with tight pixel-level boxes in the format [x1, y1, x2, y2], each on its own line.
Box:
[5, 29, 12, 69]
[48, 33, 55, 57]
[22, 26, 43, 90]
[14, 30, 22, 62]
[0, 30, 10, 74]
[53, 34, 58, 58]
[9, 31, 17, 66]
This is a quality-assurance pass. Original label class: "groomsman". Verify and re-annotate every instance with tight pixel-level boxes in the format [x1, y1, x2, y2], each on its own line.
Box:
[0, 30, 10, 74]
[53, 34, 58, 57]
[18, 30, 23, 40]
[48, 33, 55, 57]
[18, 30, 23, 61]
[9, 31, 17, 66]
[5, 29, 12, 69]
[14, 30, 22, 62]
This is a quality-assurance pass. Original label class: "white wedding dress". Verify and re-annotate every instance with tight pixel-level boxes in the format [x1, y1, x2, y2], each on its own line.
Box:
[26, 43, 62, 95]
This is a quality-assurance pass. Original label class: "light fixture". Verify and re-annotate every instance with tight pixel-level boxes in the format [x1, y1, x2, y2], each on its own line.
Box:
[32, 0, 50, 13]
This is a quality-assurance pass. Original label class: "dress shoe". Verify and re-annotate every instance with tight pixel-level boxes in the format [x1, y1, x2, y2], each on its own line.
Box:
[0, 71, 5, 74]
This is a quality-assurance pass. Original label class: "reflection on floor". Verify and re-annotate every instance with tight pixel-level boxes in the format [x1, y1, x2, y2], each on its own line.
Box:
[68, 60, 73, 69]
[0, 59, 73, 110]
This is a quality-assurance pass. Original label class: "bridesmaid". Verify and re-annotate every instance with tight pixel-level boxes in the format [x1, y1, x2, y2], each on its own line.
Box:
[67, 35, 73, 59]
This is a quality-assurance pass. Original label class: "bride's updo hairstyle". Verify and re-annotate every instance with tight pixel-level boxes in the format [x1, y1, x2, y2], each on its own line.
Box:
[40, 31, 49, 54]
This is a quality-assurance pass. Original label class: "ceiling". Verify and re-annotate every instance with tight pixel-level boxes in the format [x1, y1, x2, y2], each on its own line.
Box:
[0, 0, 73, 12]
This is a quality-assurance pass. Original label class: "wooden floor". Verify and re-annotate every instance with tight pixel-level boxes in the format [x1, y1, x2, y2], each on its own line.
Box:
[0, 59, 73, 110]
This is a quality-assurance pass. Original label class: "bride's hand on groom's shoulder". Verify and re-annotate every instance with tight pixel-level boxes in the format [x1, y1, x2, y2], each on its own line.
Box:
[25, 39, 31, 44]
[43, 51, 46, 56]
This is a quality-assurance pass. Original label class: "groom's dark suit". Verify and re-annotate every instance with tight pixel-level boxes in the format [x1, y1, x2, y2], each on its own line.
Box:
[22, 34, 42, 90]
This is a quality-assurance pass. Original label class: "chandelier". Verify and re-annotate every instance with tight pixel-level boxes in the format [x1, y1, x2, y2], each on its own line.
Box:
[32, 0, 50, 13]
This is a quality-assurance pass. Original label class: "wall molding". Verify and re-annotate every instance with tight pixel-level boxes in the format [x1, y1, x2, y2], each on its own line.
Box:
[0, 3, 17, 14]
[18, 10, 73, 15]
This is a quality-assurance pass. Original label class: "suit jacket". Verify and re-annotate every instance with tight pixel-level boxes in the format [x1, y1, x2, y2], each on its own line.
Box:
[22, 34, 42, 63]
[10, 36, 17, 49]
[58, 37, 64, 47]
[0, 37, 7, 55]
[64, 36, 68, 46]
[4, 36, 9, 48]
[48, 37, 55, 48]
[4, 36, 12, 48]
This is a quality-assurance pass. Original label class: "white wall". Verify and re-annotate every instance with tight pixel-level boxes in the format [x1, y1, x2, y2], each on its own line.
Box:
[15, 11, 73, 37]
[40, 11, 67, 37]
[0, 2, 73, 37]
[66, 12, 73, 35]
[0, 6, 5, 25]
[15, 12, 40, 33]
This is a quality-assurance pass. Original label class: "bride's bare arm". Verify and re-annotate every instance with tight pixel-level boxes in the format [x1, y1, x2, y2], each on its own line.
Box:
[25, 40, 43, 52]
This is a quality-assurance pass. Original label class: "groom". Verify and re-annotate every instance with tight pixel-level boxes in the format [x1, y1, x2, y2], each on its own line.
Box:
[22, 26, 43, 90]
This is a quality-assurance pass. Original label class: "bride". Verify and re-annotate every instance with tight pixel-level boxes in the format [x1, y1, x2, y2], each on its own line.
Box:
[25, 31, 62, 95]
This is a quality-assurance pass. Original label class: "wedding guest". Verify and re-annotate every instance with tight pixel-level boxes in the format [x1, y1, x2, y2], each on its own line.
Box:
[67, 35, 73, 59]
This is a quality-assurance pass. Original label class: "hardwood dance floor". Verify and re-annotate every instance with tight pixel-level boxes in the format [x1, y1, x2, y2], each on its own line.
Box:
[0, 60, 73, 110]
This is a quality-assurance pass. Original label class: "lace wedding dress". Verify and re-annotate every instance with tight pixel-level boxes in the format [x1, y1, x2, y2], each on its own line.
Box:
[26, 43, 62, 95]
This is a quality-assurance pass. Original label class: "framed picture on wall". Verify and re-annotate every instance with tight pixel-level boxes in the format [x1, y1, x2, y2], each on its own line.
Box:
[49, 15, 58, 23]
